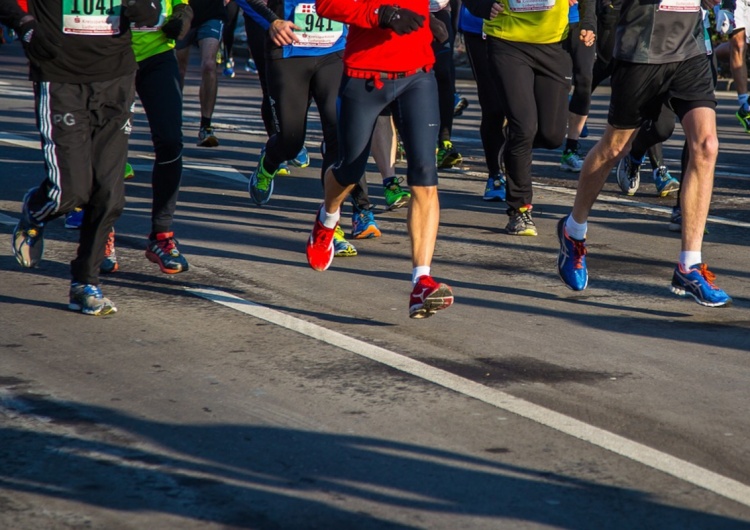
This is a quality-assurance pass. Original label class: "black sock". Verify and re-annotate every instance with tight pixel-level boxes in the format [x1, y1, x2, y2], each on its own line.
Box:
[565, 139, 579, 153]
[200, 116, 211, 129]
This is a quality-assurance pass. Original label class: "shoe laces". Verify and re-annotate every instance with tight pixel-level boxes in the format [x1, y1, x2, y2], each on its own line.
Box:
[104, 231, 116, 257]
[571, 239, 587, 269]
[333, 224, 346, 241]
[313, 222, 335, 247]
[152, 232, 178, 254]
[694, 263, 718, 289]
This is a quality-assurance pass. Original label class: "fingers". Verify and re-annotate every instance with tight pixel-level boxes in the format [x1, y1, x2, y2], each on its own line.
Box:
[579, 29, 596, 47]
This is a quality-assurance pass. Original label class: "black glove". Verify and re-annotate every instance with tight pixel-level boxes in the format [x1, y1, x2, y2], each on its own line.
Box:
[18, 18, 60, 63]
[161, 3, 193, 40]
[429, 14, 448, 44]
[123, 0, 162, 28]
[377, 5, 425, 35]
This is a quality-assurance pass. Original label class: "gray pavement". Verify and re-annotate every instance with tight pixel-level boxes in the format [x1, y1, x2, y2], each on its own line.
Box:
[1, 42, 749, 529]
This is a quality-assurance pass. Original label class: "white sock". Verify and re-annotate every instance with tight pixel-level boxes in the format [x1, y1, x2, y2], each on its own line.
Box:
[565, 215, 587, 241]
[738, 93, 749, 111]
[412, 266, 431, 285]
[318, 207, 340, 229]
[679, 251, 702, 270]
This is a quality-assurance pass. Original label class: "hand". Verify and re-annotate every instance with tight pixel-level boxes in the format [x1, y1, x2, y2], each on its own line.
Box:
[269, 19, 301, 46]
[161, 3, 193, 40]
[123, 0, 162, 28]
[489, 2, 504, 18]
[715, 8, 734, 34]
[579, 28, 595, 47]
[429, 14, 449, 44]
[18, 17, 60, 63]
[377, 5, 425, 35]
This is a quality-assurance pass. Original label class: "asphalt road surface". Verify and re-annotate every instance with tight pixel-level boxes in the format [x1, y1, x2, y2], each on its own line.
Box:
[0, 42, 749, 529]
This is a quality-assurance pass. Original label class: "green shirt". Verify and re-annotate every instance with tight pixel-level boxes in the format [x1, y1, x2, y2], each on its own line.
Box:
[131, 0, 188, 62]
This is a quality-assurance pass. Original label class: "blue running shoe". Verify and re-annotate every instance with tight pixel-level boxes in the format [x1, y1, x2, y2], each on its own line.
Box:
[276, 161, 290, 176]
[223, 58, 235, 78]
[483, 174, 506, 201]
[351, 209, 381, 239]
[65, 208, 84, 229]
[557, 215, 588, 291]
[249, 151, 277, 205]
[333, 225, 357, 257]
[652, 166, 680, 197]
[670, 263, 732, 307]
[290, 146, 310, 168]
[69, 282, 117, 316]
[12, 187, 45, 268]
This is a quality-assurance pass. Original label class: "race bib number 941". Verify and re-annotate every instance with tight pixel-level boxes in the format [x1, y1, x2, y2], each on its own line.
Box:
[293, 4, 343, 47]
[62, 0, 122, 35]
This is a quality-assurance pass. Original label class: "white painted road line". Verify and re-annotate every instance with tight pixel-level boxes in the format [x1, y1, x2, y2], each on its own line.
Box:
[188, 286, 750, 509]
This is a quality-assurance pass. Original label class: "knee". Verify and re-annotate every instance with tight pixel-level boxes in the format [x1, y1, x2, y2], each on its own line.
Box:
[691, 133, 719, 163]
[154, 138, 183, 164]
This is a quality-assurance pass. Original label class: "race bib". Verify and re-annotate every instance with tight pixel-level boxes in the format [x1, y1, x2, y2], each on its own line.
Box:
[62, 0, 122, 35]
[506, 0, 555, 13]
[292, 4, 343, 48]
[658, 0, 700, 12]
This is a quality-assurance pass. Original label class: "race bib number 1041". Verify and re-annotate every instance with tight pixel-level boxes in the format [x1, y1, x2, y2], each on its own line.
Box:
[62, 0, 122, 35]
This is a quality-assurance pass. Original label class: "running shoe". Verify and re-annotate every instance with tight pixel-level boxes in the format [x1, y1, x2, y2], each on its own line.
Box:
[668, 206, 682, 232]
[736, 105, 750, 133]
[506, 205, 537, 236]
[12, 188, 45, 268]
[333, 225, 357, 257]
[276, 161, 290, 176]
[383, 176, 411, 210]
[556, 215, 588, 291]
[616, 154, 641, 196]
[65, 208, 84, 229]
[124, 162, 135, 180]
[69, 282, 117, 316]
[249, 152, 277, 205]
[483, 173, 506, 202]
[653, 166, 680, 197]
[306, 207, 335, 271]
[437, 140, 462, 169]
[453, 93, 469, 117]
[145, 231, 189, 274]
[670, 263, 732, 307]
[245, 58, 258, 73]
[222, 58, 235, 78]
[351, 209, 381, 239]
[100, 229, 118, 273]
[409, 275, 454, 319]
[290, 146, 310, 168]
[197, 126, 219, 147]
[560, 148, 584, 172]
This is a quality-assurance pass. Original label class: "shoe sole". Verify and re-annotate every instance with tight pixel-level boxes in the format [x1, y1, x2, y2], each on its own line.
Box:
[669, 285, 732, 308]
[351, 227, 381, 239]
[560, 163, 581, 173]
[657, 183, 680, 198]
[100, 263, 119, 274]
[334, 249, 357, 257]
[506, 228, 537, 236]
[438, 155, 463, 169]
[409, 285, 454, 319]
[385, 196, 411, 211]
[197, 137, 219, 148]
[145, 252, 188, 274]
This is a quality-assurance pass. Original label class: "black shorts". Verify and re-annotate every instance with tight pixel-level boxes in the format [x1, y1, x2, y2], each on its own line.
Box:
[608, 54, 716, 129]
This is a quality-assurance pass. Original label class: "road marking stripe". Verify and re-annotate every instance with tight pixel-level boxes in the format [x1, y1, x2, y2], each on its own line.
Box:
[188, 286, 750, 508]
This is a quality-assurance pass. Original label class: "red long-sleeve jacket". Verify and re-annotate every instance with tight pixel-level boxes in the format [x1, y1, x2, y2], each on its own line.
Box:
[315, 0, 434, 73]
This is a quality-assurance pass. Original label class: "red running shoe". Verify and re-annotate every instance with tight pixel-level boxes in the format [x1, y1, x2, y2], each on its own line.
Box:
[306, 209, 335, 271]
[409, 275, 454, 319]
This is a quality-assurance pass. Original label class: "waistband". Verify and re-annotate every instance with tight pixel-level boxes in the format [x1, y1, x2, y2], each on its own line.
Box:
[345, 66, 430, 88]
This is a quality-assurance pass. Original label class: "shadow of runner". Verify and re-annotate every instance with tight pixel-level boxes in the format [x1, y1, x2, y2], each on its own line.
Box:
[0, 393, 747, 529]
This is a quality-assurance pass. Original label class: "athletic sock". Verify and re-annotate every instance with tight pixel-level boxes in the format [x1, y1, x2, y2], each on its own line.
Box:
[565, 215, 587, 241]
[200, 116, 211, 129]
[412, 266, 431, 286]
[680, 251, 702, 271]
[565, 139, 579, 153]
[319, 207, 340, 229]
